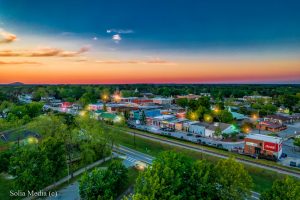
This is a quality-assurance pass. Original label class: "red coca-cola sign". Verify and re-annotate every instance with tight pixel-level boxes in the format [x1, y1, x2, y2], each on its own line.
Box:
[263, 142, 278, 152]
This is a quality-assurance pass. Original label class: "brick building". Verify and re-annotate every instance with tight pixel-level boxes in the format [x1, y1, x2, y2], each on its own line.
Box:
[244, 134, 283, 159]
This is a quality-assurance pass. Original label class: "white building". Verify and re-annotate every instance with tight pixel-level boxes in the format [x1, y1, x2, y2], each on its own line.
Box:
[152, 97, 173, 105]
[204, 122, 237, 138]
[188, 123, 206, 136]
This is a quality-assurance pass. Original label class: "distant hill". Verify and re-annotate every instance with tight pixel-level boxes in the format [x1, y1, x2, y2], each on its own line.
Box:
[8, 82, 25, 86]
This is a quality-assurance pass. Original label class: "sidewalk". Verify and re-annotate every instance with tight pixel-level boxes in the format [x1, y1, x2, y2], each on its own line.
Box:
[25, 155, 115, 200]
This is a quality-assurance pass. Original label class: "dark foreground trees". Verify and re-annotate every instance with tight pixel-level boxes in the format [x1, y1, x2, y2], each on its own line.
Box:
[1, 114, 113, 193]
[79, 160, 128, 200]
[260, 177, 300, 200]
[132, 151, 253, 200]
[9, 137, 67, 191]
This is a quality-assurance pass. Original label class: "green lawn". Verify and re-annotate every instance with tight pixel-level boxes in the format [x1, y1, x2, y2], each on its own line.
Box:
[106, 125, 296, 193]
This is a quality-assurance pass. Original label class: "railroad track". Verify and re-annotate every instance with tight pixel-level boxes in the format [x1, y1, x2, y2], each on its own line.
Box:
[113, 127, 300, 179]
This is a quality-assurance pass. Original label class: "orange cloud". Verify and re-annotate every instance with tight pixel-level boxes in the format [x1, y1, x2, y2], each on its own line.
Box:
[95, 58, 176, 65]
[0, 47, 89, 57]
[0, 60, 40, 65]
[0, 30, 17, 44]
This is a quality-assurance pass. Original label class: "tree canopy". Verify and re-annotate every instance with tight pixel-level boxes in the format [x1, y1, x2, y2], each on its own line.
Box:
[132, 152, 253, 200]
[79, 160, 128, 200]
[260, 177, 300, 200]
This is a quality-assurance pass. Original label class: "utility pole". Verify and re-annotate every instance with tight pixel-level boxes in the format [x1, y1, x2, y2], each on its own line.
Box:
[134, 132, 136, 149]
[258, 111, 261, 134]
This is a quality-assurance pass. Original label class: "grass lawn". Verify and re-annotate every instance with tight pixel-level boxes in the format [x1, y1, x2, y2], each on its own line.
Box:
[106, 125, 296, 193]
[0, 174, 13, 200]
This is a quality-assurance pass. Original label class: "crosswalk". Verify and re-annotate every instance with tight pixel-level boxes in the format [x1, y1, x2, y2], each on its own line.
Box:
[125, 156, 138, 163]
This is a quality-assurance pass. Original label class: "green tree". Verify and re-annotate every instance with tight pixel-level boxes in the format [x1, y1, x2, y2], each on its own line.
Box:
[214, 127, 222, 137]
[140, 110, 147, 125]
[197, 97, 211, 109]
[79, 167, 113, 200]
[9, 146, 51, 191]
[79, 160, 128, 200]
[0, 149, 13, 173]
[277, 94, 299, 109]
[108, 160, 129, 192]
[27, 115, 67, 137]
[80, 143, 96, 169]
[260, 177, 300, 200]
[124, 110, 130, 120]
[214, 157, 253, 200]
[40, 137, 67, 181]
[188, 160, 217, 200]
[175, 98, 189, 108]
[32, 87, 48, 101]
[260, 104, 277, 115]
[294, 138, 300, 147]
[0, 101, 13, 118]
[25, 102, 44, 118]
[216, 110, 233, 123]
[134, 151, 192, 200]
[79, 92, 97, 106]
[75, 116, 112, 160]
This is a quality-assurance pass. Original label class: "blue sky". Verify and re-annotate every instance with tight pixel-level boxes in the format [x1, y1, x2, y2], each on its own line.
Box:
[1, 0, 300, 51]
[0, 0, 300, 83]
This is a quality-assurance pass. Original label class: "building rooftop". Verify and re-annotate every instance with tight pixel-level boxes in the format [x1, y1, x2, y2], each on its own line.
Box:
[100, 112, 117, 120]
[265, 114, 291, 121]
[138, 105, 162, 110]
[246, 134, 282, 144]
[168, 118, 188, 123]
[152, 97, 173, 100]
[259, 121, 284, 129]
[153, 115, 176, 121]
[207, 122, 231, 131]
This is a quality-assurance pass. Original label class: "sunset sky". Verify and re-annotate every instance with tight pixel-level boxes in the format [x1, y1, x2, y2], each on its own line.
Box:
[0, 0, 300, 84]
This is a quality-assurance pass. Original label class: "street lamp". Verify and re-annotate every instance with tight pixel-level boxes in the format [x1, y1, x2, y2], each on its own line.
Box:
[101, 94, 109, 103]
[252, 112, 261, 134]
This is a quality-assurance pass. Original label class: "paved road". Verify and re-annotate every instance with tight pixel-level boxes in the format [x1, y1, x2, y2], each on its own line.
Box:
[110, 126, 300, 179]
[114, 145, 260, 200]
[114, 145, 154, 165]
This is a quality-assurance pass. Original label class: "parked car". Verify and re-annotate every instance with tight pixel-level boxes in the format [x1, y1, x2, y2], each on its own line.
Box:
[195, 135, 201, 138]
[280, 153, 287, 158]
[187, 133, 193, 136]
[290, 161, 297, 167]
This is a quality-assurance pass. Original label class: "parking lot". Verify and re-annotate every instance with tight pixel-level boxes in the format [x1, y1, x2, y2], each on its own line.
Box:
[135, 124, 245, 150]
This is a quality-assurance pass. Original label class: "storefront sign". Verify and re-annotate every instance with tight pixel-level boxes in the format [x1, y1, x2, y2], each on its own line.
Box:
[264, 142, 278, 151]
